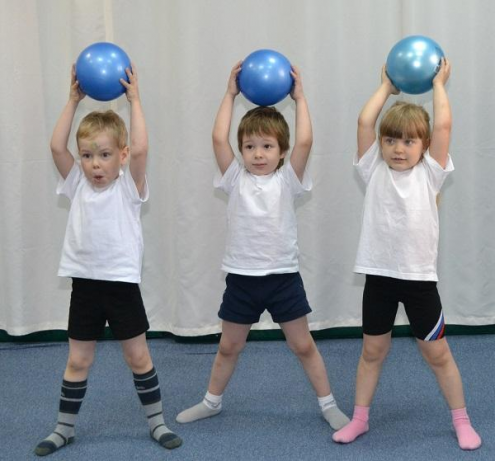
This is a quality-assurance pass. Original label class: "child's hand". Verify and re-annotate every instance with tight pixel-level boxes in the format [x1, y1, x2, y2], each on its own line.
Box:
[70, 64, 86, 102]
[227, 61, 242, 96]
[381, 65, 400, 95]
[290, 65, 305, 101]
[121, 63, 140, 102]
[433, 57, 451, 87]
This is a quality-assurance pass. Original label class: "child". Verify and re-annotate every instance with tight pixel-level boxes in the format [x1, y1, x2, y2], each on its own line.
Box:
[176, 62, 349, 431]
[332, 59, 481, 450]
[34, 65, 182, 456]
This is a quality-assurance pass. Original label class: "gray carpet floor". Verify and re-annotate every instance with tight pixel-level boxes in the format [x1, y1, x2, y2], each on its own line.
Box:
[0, 334, 493, 460]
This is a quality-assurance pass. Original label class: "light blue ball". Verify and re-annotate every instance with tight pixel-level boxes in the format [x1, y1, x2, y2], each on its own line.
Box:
[238, 49, 293, 106]
[386, 36, 444, 95]
[75, 42, 131, 101]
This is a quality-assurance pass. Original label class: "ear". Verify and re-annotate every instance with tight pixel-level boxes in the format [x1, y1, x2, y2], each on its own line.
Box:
[280, 150, 287, 159]
[120, 146, 130, 165]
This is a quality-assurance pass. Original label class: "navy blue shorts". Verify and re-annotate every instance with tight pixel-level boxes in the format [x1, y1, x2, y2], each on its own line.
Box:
[68, 278, 150, 341]
[218, 272, 312, 325]
[362, 275, 445, 341]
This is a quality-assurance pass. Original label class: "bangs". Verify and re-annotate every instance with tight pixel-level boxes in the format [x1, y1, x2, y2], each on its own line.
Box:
[237, 106, 290, 152]
[379, 103, 430, 142]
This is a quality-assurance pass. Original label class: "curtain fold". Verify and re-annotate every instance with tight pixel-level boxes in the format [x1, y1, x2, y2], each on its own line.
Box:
[1, 0, 494, 336]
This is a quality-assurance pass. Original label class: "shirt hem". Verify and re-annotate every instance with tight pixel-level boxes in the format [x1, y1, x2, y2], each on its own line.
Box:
[353, 266, 438, 282]
[221, 266, 299, 276]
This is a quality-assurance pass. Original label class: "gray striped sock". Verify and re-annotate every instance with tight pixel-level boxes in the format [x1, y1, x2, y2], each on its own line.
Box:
[35, 379, 87, 456]
[133, 368, 182, 450]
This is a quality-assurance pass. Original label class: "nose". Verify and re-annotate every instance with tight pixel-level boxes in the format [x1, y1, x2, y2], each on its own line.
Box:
[92, 157, 100, 169]
[254, 148, 263, 159]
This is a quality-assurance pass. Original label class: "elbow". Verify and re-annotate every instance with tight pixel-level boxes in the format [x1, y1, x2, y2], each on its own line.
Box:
[212, 134, 228, 152]
[357, 115, 371, 131]
[50, 143, 66, 160]
[299, 138, 313, 153]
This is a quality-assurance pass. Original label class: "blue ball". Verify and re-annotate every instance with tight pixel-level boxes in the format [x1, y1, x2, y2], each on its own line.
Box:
[238, 49, 294, 106]
[75, 42, 131, 101]
[386, 35, 444, 95]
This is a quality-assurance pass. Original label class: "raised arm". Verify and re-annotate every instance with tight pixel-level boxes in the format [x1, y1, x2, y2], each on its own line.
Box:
[50, 65, 85, 179]
[121, 64, 148, 196]
[289, 66, 313, 182]
[357, 65, 399, 158]
[212, 61, 241, 175]
[428, 58, 451, 169]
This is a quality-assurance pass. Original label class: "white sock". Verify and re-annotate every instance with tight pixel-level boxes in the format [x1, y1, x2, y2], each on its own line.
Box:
[203, 391, 223, 410]
[176, 391, 223, 423]
[318, 394, 336, 411]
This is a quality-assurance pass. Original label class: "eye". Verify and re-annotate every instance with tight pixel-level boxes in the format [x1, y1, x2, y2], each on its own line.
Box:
[81, 153, 91, 159]
[384, 138, 395, 145]
[264, 144, 272, 149]
[101, 151, 111, 158]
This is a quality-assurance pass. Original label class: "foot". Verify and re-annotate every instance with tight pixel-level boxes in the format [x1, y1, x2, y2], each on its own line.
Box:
[176, 401, 222, 423]
[34, 433, 74, 456]
[152, 430, 183, 450]
[452, 408, 481, 450]
[322, 406, 351, 430]
[454, 423, 481, 450]
[332, 419, 369, 443]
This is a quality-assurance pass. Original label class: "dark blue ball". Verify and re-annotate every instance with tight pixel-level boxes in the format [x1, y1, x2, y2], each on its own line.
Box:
[386, 36, 444, 95]
[238, 49, 293, 106]
[75, 42, 131, 101]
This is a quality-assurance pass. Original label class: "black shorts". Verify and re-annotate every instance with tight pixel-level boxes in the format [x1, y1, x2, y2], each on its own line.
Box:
[362, 275, 445, 341]
[218, 272, 312, 325]
[68, 278, 150, 341]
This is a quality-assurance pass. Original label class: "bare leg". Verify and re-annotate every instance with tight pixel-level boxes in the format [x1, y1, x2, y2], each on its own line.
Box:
[333, 332, 391, 443]
[416, 338, 464, 409]
[176, 321, 251, 423]
[121, 333, 153, 374]
[355, 333, 391, 407]
[280, 316, 349, 429]
[64, 339, 97, 381]
[417, 338, 481, 450]
[207, 321, 252, 395]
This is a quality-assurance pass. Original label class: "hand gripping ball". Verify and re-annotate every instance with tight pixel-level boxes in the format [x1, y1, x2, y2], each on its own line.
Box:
[386, 35, 445, 95]
[238, 49, 294, 106]
[75, 42, 131, 101]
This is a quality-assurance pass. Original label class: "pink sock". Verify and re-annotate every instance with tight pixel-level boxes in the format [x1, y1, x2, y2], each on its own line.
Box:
[452, 408, 481, 450]
[332, 405, 369, 443]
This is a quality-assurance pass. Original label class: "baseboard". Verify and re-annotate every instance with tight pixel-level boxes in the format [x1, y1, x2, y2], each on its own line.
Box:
[2, 324, 494, 343]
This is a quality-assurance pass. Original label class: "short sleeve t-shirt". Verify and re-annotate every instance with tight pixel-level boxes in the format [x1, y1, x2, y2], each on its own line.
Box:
[215, 159, 312, 276]
[354, 141, 454, 281]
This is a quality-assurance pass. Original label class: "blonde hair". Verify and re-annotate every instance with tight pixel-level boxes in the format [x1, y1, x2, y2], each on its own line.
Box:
[237, 106, 290, 169]
[379, 101, 430, 148]
[76, 110, 128, 149]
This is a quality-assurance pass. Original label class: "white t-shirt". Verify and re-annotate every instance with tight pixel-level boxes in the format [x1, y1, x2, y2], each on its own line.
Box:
[215, 159, 312, 276]
[354, 141, 454, 281]
[57, 163, 149, 283]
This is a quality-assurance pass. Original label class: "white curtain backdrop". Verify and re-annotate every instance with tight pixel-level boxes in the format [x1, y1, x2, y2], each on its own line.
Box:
[1, 0, 494, 336]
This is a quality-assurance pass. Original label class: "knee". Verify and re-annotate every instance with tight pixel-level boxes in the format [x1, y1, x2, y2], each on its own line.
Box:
[422, 342, 451, 369]
[124, 348, 152, 371]
[67, 353, 94, 374]
[361, 341, 390, 365]
[287, 337, 316, 359]
[218, 337, 246, 358]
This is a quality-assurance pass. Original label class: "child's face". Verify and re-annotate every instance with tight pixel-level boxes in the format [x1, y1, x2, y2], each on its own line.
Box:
[381, 136, 425, 171]
[241, 134, 286, 176]
[78, 131, 128, 188]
